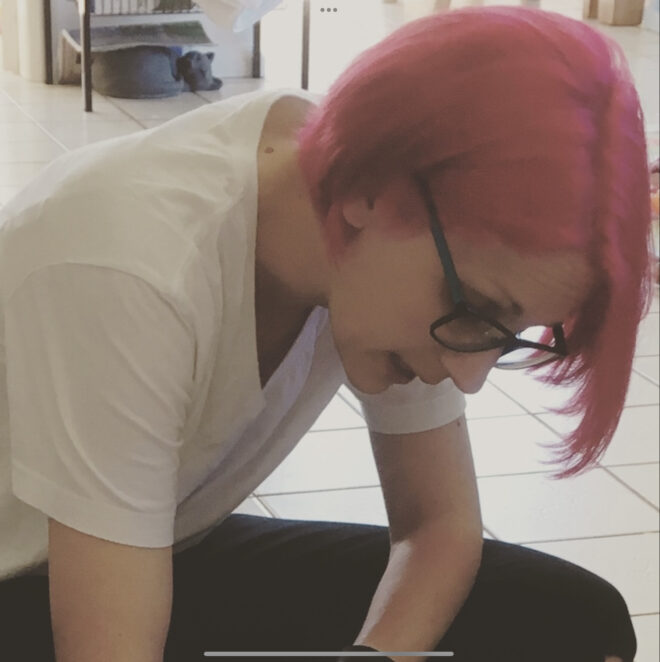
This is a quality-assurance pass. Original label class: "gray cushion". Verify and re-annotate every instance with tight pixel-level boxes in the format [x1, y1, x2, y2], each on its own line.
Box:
[91, 45, 183, 99]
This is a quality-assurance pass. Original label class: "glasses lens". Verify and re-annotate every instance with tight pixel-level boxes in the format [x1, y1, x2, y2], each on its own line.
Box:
[495, 326, 557, 370]
[496, 349, 559, 370]
[433, 315, 509, 352]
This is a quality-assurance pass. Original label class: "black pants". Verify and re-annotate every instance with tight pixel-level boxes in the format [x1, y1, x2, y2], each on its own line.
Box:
[0, 514, 637, 662]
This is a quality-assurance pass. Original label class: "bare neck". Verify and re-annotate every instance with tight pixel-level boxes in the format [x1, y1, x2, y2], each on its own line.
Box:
[255, 102, 330, 317]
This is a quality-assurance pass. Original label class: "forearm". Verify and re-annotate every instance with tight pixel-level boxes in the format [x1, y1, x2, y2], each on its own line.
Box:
[351, 526, 483, 662]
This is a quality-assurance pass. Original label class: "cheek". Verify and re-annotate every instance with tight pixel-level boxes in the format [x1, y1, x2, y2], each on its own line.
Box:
[402, 286, 444, 344]
[342, 297, 430, 348]
[329, 246, 441, 352]
[328, 274, 390, 346]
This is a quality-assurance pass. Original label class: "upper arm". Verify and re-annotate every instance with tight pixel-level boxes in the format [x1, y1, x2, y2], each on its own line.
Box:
[5, 264, 194, 547]
[369, 415, 483, 544]
[49, 518, 173, 662]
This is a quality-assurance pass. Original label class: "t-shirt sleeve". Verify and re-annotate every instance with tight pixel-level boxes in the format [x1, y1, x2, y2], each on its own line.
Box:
[4, 263, 196, 548]
[345, 377, 466, 435]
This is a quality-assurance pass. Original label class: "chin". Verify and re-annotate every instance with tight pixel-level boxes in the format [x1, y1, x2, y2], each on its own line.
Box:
[345, 373, 391, 395]
[343, 353, 413, 394]
[339, 362, 381, 395]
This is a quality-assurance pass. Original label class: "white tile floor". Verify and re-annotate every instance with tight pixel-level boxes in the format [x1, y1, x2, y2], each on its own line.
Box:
[1, 1, 658, 659]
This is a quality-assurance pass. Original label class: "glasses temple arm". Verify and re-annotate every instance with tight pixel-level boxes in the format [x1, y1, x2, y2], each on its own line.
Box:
[415, 176, 465, 304]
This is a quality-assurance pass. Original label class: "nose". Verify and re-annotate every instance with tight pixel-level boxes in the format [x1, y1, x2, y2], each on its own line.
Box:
[441, 348, 501, 394]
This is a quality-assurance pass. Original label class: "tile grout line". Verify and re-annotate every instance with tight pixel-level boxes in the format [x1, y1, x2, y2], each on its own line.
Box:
[517, 530, 660, 545]
[469, 401, 656, 420]
[486, 381, 660, 505]
[600, 465, 660, 512]
[252, 465, 660, 498]
[253, 496, 279, 518]
[103, 91, 213, 129]
[255, 485, 381, 498]
[631, 364, 660, 387]
[0, 90, 75, 152]
[337, 392, 365, 418]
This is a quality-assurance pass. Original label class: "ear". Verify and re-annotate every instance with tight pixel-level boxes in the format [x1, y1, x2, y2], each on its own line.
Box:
[340, 195, 374, 232]
[334, 192, 399, 261]
[340, 175, 428, 238]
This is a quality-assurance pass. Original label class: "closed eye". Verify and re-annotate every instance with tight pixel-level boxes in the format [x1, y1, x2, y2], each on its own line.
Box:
[463, 284, 521, 321]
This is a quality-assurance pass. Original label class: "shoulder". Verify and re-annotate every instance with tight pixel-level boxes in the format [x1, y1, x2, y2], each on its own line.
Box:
[261, 93, 317, 144]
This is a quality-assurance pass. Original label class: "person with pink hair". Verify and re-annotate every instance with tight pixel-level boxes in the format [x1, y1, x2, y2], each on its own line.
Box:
[0, 6, 652, 662]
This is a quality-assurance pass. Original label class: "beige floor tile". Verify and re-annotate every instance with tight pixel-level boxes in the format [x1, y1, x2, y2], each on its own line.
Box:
[631, 613, 660, 662]
[338, 384, 363, 413]
[3, 83, 96, 105]
[0, 161, 50, 188]
[533, 410, 578, 437]
[601, 406, 660, 466]
[139, 120, 171, 130]
[106, 93, 208, 121]
[524, 532, 659, 615]
[0, 139, 66, 164]
[309, 394, 365, 431]
[650, 288, 659, 314]
[538, 405, 660, 465]
[15, 97, 128, 124]
[487, 369, 576, 413]
[0, 186, 25, 207]
[232, 496, 274, 517]
[467, 414, 564, 476]
[0, 104, 38, 123]
[488, 370, 658, 414]
[477, 468, 659, 543]
[261, 485, 389, 526]
[254, 427, 376, 495]
[198, 78, 276, 99]
[32, 120, 145, 150]
[0, 122, 55, 143]
[0, 92, 15, 106]
[465, 381, 526, 418]
[634, 357, 660, 385]
[625, 372, 660, 406]
[635, 313, 659, 358]
[0, 75, 105, 106]
[609, 464, 660, 508]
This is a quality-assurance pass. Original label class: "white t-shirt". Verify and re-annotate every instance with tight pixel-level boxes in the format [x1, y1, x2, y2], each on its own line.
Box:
[0, 87, 465, 581]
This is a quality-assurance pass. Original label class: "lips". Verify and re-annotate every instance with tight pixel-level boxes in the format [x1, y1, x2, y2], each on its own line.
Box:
[390, 353, 416, 380]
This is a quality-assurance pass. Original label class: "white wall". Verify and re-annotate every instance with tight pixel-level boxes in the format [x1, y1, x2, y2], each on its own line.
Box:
[0, 0, 48, 81]
[642, 0, 659, 32]
[18, 0, 47, 81]
[1, 0, 20, 74]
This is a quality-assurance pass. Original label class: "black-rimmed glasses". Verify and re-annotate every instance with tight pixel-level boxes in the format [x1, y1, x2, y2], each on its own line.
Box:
[413, 174, 568, 370]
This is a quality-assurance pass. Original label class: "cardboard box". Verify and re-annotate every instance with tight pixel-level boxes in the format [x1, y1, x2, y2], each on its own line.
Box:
[597, 0, 645, 25]
[583, 0, 599, 18]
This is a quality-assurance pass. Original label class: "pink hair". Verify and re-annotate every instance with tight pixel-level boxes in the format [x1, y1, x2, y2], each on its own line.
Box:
[295, 6, 654, 479]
